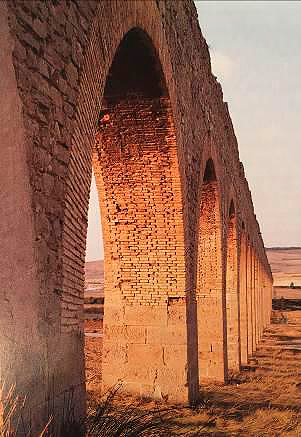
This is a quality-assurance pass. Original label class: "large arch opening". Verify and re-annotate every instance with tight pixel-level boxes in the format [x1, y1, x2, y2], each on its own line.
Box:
[197, 159, 227, 383]
[82, 28, 186, 402]
[103, 28, 167, 102]
[226, 200, 240, 371]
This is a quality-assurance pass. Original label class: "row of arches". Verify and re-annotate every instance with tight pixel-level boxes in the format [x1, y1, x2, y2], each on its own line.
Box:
[195, 159, 273, 384]
[76, 28, 273, 401]
[97, 137, 273, 400]
[0, 1, 274, 430]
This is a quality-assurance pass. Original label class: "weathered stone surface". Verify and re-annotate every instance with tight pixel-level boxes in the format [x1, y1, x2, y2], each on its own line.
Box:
[0, 0, 273, 434]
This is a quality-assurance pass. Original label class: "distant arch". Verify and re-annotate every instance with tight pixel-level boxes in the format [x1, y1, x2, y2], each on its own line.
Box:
[246, 240, 254, 356]
[197, 158, 227, 383]
[239, 224, 248, 365]
[229, 199, 235, 219]
[226, 197, 240, 370]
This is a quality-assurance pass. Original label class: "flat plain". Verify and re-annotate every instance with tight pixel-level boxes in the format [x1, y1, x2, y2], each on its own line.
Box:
[266, 247, 301, 286]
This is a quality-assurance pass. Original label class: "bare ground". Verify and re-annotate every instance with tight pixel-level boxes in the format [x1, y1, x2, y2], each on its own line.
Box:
[84, 310, 301, 436]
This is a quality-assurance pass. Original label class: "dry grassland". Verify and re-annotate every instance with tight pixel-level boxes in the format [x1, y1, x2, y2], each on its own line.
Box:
[84, 310, 301, 436]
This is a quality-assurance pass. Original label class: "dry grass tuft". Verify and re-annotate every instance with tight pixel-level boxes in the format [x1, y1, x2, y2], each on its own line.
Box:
[0, 383, 52, 437]
[0, 384, 23, 437]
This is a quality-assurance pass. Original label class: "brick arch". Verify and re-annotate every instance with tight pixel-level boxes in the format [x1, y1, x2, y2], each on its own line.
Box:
[225, 198, 240, 371]
[60, 14, 192, 407]
[61, 22, 182, 313]
[247, 241, 255, 356]
[254, 255, 260, 346]
[196, 157, 227, 383]
[61, 8, 183, 331]
[249, 244, 256, 354]
[239, 225, 248, 365]
[82, 26, 187, 401]
[252, 247, 258, 352]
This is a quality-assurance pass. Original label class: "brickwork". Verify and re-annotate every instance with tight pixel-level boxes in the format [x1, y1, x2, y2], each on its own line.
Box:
[239, 230, 248, 365]
[94, 94, 186, 399]
[254, 257, 259, 344]
[197, 159, 227, 382]
[0, 0, 273, 432]
[95, 97, 184, 305]
[226, 201, 240, 371]
[251, 249, 257, 352]
[247, 242, 254, 357]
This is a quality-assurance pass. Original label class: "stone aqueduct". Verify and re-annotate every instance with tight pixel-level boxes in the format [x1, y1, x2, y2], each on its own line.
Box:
[0, 0, 273, 431]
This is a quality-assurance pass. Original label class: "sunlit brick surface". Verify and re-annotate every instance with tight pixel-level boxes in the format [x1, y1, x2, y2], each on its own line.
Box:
[197, 162, 227, 382]
[226, 203, 240, 371]
[239, 231, 248, 365]
[93, 96, 186, 401]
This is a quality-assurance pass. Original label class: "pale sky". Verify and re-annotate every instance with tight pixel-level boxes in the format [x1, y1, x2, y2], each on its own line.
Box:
[86, 1, 301, 261]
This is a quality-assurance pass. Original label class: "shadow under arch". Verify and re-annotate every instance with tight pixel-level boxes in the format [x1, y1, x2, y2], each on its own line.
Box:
[89, 26, 191, 403]
[197, 158, 228, 383]
[226, 198, 241, 371]
[103, 27, 168, 103]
